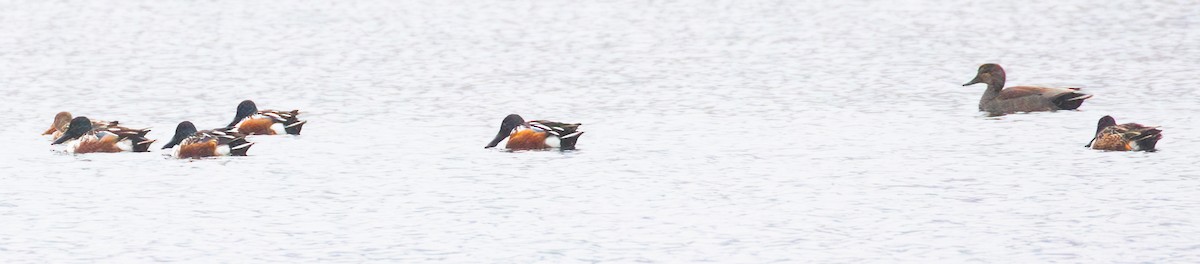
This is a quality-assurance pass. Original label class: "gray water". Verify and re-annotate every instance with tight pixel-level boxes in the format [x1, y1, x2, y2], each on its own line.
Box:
[1, 0, 1199, 262]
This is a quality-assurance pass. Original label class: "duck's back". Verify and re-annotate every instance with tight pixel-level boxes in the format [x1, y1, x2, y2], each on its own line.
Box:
[982, 86, 1089, 113]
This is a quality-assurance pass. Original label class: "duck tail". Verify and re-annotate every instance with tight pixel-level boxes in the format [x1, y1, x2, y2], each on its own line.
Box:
[1053, 91, 1092, 110]
[227, 137, 255, 156]
[283, 120, 306, 135]
[559, 133, 583, 150]
[130, 136, 156, 152]
[1132, 127, 1163, 151]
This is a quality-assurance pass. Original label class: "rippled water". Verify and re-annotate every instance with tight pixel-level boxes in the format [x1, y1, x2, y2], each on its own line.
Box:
[2, 0, 1199, 262]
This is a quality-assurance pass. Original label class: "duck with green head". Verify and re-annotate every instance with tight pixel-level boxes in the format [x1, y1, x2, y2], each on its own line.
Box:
[50, 116, 155, 153]
[485, 114, 583, 151]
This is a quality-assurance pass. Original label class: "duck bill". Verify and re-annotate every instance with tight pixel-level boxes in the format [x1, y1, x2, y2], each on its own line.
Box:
[485, 121, 522, 148]
[484, 129, 511, 149]
[962, 75, 983, 86]
[51, 132, 79, 145]
[485, 114, 526, 148]
[42, 126, 57, 135]
[161, 133, 185, 149]
[51, 127, 84, 144]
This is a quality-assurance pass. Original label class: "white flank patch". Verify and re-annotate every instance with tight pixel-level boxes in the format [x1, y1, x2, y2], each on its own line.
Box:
[544, 135, 561, 148]
[65, 138, 84, 153]
[270, 123, 287, 134]
[217, 145, 231, 156]
[116, 139, 134, 152]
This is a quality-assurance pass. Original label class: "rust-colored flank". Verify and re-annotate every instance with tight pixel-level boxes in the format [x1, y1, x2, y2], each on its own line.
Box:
[74, 136, 123, 154]
[237, 118, 277, 135]
[505, 129, 549, 150]
[178, 141, 219, 158]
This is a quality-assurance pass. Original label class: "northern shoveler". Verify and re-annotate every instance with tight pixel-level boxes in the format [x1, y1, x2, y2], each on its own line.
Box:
[50, 116, 155, 153]
[42, 112, 118, 140]
[1086, 115, 1163, 152]
[227, 100, 307, 135]
[162, 121, 254, 159]
[485, 114, 583, 151]
[963, 63, 1093, 115]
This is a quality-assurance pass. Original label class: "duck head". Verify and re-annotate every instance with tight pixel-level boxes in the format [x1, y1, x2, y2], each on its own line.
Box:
[963, 63, 1006, 86]
[1085, 115, 1118, 148]
[43, 111, 72, 135]
[52, 116, 93, 145]
[485, 114, 528, 149]
[162, 121, 200, 149]
[227, 100, 259, 127]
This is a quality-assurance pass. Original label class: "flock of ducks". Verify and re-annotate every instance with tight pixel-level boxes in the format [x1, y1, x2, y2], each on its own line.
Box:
[43, 63, 1163, 158]
[44, 100, 584, 158]
[46, 100, 308, 158]
[964, 63, 1163, 152]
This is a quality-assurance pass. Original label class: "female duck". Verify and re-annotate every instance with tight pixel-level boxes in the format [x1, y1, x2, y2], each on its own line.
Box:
[1086, 115, 1162, 152]
[51, 116, 155, 153]
[227, 100, 307, 135]
[162, 121, 255, 159]
[485, 114, 583, 151]
[963, 63, 1093, 115]
[42, 112, 118, 140]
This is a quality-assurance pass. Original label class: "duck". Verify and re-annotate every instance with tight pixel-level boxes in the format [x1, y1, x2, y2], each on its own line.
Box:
[161, 121, 255, 158]
[42, 112, 118, 140]
[227, 100, 307, 135]
[50, 116, 155, 153]
[1086, 115, 1162, 152]
[962, 63, 1093, 115]
[485, 114, 583, 151]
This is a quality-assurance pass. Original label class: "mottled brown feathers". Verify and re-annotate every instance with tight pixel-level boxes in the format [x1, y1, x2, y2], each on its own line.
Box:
[1091, 133, 1131, 151]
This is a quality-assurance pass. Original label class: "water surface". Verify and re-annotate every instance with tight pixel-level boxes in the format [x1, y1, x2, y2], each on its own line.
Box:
[1, 0, 1198, 262]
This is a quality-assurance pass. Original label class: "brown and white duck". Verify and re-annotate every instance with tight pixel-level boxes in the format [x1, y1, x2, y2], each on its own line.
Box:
[1085, 115, 1162, 152]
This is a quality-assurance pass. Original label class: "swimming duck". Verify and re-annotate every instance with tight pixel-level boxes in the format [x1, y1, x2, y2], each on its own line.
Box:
[162, 121, 255, 158]
[42, 112, 118, 140]
[1086, 115, 1162, 152]
[50, 116, 155, 153]
[227, 100, 307, 135]
[963, 63, 1093, 115]
[485, 114, 583, 150]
